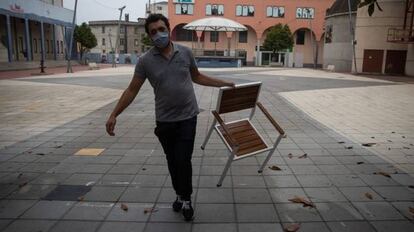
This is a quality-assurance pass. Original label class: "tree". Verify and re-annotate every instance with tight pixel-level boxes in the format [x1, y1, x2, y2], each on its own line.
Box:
[73, 22, 97, 62]
[263, 23, 294, 63]
[141, 34, 153, 47]
[358, 0, 383, 16]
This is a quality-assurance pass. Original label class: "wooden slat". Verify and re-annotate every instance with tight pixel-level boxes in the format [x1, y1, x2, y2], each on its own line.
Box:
[237, 144, 268, 156]
[218, 85, 260, 114]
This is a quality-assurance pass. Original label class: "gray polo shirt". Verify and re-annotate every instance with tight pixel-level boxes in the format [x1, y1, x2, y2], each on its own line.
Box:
[134, 43, 199, 122]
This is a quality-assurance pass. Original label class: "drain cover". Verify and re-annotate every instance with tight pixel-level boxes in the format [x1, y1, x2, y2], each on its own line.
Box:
[42, 185, 91, 201]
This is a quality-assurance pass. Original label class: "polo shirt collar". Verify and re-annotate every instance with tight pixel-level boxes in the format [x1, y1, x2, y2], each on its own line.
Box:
[152, 42, 179, 56]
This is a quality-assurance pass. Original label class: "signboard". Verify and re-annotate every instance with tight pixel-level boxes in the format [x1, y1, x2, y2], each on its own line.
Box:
[173, 0, 195, 3]
[0, 0, 73, 23]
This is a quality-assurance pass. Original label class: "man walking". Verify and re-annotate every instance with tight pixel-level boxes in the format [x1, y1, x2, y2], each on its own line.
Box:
[105, 14, 234, 221]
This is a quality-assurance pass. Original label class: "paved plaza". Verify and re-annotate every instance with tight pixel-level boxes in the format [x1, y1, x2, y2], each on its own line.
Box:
[0, 67, 413, 232]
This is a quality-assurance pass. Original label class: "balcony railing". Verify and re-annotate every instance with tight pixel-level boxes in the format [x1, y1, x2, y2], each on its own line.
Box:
[387, 28, 414, 43]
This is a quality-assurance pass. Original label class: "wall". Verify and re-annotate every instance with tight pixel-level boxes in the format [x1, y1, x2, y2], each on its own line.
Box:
[323, 13, 356, 72]
[354, 0, 407, 73]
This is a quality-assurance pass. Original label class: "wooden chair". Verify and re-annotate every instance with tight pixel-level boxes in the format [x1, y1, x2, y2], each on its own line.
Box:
[201, 81, 286, 187]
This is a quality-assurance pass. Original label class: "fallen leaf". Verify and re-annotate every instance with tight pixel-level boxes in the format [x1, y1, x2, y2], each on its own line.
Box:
[121, 203, 128, 211]
[388, 148, 391, 150]
[362, 143, 376, 147]
[403, 147, 410, 150]
[288, 196, 315, 208]
[365, 192, 373, 200]
[77, 196, 85, 201]
[387, 140, 392, 142]
[35, 153, 45, 156]
[402, 136, 406, 138]
[374, 171, 391, 178]
[54, 145, 62, 149]
[371, 137, 375, 139]
[284, 223, 300, 232]
[17, 173, 23, 178]
[408, 185, 414, 189]
[288, 153, 293, 159]
[28, 151, 32, 154]
[298, 154, 308, 159]
[269, 165, 281, 171]
[392, 132, 395, 134]
[144, 207, 158, 214]
[142, 168, 146, 171]
[410, 144, 413, 146]
[357, 162, 364, 165]
[409, 207, 414, 214]
[18, 182, 28, 188]
[345, 146, 353, 149]
[338, 141, 345, 144]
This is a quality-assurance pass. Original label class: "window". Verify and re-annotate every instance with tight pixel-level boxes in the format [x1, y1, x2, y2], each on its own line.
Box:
[56, 40, 59, 54]
[325, 25, 332, 43]
[102, 26, 105, 33]
[296, 30, 305, 45]
[267, 6, 285, 18]
[34, 39, 38, 53]
[157, 6, 162, 10]
[236, 5, 254, 16]
[46, 39, 49, 53]
[175, 24, 197, 41]
[19, 37, 23, 53]
[239, 31, 247, 43]
[210, 31, 219, 42]
[120, 38, 125, 46]
[60, 41, 63, 54]
[120, 26, 125, 34]
[102, 38, 106, 46]
[206, 4, 224, 16]
[134, 39, 139, 46]
[175, 3, 193, 15]
[134, 26, 139, 34]
[296, 7, 315, 19]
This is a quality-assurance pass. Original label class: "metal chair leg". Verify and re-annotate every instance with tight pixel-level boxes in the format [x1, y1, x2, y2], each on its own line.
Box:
[258, 134, 283, 173]
[201, 119, 216, 150]
[217, 152, 234, 187]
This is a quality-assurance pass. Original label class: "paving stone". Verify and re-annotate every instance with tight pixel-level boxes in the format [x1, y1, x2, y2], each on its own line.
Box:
[7, 184, 56, 200]
[327, 175, 367, 187]
[282, 222, 330, 232]
[315, 202, 364, 221]
[234, 188, 272, 203]
[144, 222, 191, 232]
[108, 164, 141, 174]
[232, 176, 266, 188]
[326, 221, 376, 232]
[198, 175, 232, 188]
[2, 219, 57, 232]
[30, 173, 71, 185]
[238, 223, 284, 232]
[97, 222, 145, 232]
[21, 200, 74, 219]
[148, 203, 184, 222]
[289, 165, 322, 175]
[296, 175, 333, 187]
[49, 220, 101, 232]
[63, 202, 113, 220]
[196, 188, 234, 203]
[304, 187, 348, 202]
[62, 173, 103, 185]
[358, 174, 400, 186]
[372, 186, 414, 201]
[0, 219, 11, 230]
[132, 175, 167, 187]
[97, 174, 134, 186]
[235, 204, 279, 222]
[390, 201, 414, 219]
[275, 203, 322, 222]
[106, 203, 152, 222]
[84, 186, 126, 202]
[264, 175, 301, 188]
[194, 204, 235, 222]
[0, 200, 37, 218]
[119, 186, 160, 203]
[352, 201, 405, 220]
[192, 223, 237, 232]
[370, 220, 414, 232]
[339, 187, 384, 201]
[269, 188, 308, 203]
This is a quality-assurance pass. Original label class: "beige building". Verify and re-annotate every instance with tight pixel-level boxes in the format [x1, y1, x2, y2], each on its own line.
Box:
[0, 0, 73, 62]
[89, 17, 146, 55]
[146, 1, 168, 17]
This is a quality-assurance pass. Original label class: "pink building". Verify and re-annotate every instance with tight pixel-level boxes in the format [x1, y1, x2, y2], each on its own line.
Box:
[168, 0, 334, 67]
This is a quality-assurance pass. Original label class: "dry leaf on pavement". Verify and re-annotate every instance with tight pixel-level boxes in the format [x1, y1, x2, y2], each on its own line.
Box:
[288, 196, 315, 208]
[409, 207, 414, 215]
[77, 196, 85, 201]
[365, 192, 373, 200]
[357, 162, 364, 165]
[298, 154, 307, 159]
[362, 143, 376, 147]
[288, 153, 293, 159]
[374, 171, 391, 178]
[121, 203, 128, 211]
[269, 165, 281, 171]
[284, 223, 300, 232]
[144, 207, 158, 214]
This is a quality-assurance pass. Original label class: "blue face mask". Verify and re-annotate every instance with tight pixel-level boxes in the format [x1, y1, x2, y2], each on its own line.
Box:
[151, 31, 170, 49]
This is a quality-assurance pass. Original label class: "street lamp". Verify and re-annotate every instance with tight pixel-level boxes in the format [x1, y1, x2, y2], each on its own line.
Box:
[113, 5, 126, 68]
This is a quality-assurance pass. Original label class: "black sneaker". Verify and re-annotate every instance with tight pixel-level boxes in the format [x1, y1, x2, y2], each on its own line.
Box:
[182, 201, 194, 221]
[172, 197, 183, 212]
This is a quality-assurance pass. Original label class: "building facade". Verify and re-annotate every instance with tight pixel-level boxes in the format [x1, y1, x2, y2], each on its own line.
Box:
[89, 17, 147, 56]
[0, 0, 73, 62]
[146, 1, 168, 17]
[168, 0, 334, 66]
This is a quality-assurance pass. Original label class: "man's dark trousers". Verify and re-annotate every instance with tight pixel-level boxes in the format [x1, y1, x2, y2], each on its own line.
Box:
[154, 116, 197, 201]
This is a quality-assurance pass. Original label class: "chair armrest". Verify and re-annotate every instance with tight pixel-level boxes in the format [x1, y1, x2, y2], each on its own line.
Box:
[212, 110, 239, 151]
[256, 102, 286, 136]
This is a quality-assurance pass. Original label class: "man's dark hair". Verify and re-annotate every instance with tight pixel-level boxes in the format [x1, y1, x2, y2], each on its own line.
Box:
[145, 14, 170, 34]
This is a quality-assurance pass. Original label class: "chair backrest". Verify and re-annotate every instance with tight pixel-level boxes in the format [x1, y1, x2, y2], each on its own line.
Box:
[216, 82, 262, 114]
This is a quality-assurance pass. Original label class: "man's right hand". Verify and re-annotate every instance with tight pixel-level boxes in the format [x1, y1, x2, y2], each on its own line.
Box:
[106, 115, 116, 136]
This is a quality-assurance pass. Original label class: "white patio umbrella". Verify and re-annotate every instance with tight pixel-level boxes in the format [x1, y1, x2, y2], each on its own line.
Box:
[183, 17, 247, 56]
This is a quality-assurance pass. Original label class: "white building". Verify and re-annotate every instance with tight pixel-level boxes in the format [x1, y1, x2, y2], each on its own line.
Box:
[146, 1, 168, 17]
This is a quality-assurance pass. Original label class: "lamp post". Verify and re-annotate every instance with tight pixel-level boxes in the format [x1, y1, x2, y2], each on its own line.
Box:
[66, 0, 78, 73]
[347, 0, 358, 73]
[113, 6, 126, 68]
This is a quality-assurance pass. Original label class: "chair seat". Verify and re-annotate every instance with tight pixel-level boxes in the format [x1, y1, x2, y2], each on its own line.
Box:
[217, 120, 268, 156]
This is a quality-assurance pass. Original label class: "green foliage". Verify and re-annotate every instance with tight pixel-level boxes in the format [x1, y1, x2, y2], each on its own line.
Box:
[357, 0, 383, 16]
[263, 23, 294, 55]
[141, 34, 153, 47]
[73, 22, 97, 58]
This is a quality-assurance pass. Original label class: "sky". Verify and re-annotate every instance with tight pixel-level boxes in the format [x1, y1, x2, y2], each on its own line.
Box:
[63, 0, 150, 23]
